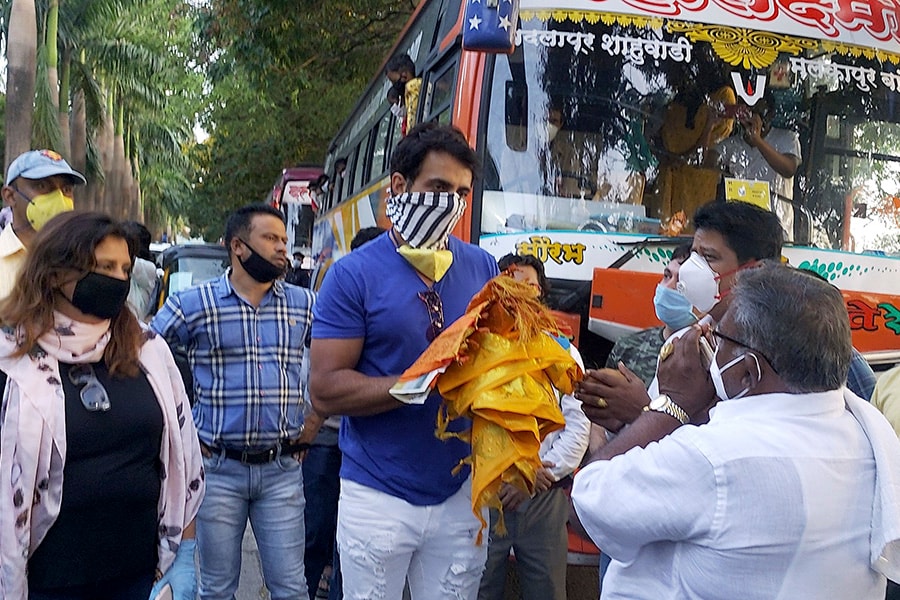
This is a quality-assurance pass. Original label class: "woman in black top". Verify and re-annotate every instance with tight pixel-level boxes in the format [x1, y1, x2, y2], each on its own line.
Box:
[0, 211, 204, 600]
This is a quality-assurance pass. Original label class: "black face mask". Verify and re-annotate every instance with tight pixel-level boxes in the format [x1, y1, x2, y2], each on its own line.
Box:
[239, 240, 285, 283]
[69, 271, 131, 319]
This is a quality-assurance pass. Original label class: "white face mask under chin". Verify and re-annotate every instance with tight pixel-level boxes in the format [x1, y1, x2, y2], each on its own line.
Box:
[547, 122, 560, 143]
[709, 347, 761, 401]
[676, 252, 720, 313]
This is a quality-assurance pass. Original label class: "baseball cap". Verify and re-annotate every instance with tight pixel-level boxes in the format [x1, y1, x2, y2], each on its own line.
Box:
[5, 149, 86, 186]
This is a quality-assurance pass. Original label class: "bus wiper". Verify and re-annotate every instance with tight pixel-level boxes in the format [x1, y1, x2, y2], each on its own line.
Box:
[608, 236, 692, 269]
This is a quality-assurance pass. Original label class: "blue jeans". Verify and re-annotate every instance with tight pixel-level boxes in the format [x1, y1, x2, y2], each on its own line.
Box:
[198, 450, 309, 600]
[302, 437, 342, 599]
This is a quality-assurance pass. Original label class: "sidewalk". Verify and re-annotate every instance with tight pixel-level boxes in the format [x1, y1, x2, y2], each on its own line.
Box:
[235, 525, 269, 600]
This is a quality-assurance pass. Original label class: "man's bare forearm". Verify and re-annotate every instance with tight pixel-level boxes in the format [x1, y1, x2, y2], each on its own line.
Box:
[310, 370, 403, 417]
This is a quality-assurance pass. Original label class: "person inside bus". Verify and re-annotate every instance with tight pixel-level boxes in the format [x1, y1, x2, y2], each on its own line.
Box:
[385, 53, 422, 132]
[327, 158, 347, 206]
[710, 92, 801, 241]
[649, 85, 736, 225]
[311, 174, 329, 206]
[387, 81, 408, 135]
[544, 105, 604, 200]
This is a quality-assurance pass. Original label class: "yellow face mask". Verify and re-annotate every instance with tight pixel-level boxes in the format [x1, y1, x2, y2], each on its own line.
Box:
[23, 188, 74, 230]
[397, 245, 453, 282]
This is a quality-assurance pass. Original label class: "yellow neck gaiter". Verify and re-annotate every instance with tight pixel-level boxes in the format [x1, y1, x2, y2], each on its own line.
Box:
[397, 245, 453, 282]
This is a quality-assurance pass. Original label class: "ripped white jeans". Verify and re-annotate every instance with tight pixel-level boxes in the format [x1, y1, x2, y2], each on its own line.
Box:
[336, 478, 487, 600]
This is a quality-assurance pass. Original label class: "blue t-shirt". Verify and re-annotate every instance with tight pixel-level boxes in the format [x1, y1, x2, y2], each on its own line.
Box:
[312, 233, 499, 505]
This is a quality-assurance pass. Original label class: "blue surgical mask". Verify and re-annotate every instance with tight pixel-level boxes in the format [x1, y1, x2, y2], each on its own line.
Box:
[654, 283, 697, 331]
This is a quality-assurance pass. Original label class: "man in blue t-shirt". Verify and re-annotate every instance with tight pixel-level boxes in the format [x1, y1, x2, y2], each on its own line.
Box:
[310, 123, 499, 600]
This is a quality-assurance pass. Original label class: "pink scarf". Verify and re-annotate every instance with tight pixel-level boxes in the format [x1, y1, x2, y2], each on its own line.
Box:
[0, 313, 204, 598]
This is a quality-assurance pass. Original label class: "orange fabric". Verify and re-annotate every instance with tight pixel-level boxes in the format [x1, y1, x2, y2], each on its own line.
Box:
[400, 275, 583, 543]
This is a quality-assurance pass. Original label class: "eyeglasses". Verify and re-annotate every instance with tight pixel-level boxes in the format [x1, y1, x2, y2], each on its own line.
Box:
[418, 289, 444, 342]
[711, 328, 777, 373]
[68, 364, 111, 412]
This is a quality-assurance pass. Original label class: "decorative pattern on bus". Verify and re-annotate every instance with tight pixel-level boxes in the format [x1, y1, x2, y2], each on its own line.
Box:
[798, 258, 900, 281]
[516, 19, 900, 97]
[666, 22, 817, 68]
[848, 300, 900, 335]
[519, 10, 900, 64]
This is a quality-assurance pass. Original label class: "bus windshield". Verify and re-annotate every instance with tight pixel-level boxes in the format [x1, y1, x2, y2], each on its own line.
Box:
[480, 12, 900, 255]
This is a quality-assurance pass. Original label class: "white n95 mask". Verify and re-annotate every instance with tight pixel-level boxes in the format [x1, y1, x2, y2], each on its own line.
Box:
[676, 252, 720, 313]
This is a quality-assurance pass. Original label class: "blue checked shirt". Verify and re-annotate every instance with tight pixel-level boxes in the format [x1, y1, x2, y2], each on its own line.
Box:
[151, 272, 314, 450]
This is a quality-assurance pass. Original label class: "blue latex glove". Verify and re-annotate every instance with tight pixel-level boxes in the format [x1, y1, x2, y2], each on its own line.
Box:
[149, 538, 197, 600]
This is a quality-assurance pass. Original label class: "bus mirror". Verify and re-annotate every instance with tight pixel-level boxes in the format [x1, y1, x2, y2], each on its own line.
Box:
[505, 81, 528, 151]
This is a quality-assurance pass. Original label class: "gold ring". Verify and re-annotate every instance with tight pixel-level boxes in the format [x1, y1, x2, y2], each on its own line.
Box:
[596, 397, 608, 409]
[659, 341, 674, 361]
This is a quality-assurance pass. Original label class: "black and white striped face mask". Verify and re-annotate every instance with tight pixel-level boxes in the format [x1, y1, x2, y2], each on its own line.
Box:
[385, 191, 466, 249]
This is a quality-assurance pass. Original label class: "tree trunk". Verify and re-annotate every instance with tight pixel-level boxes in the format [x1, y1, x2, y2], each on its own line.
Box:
[5, 0, 37, 171]
[106, 102, 126, 219]
[46, 0, 60, 112]
[58, 52, 71, 159]
[96, 95, 115, 215]
[70, 89, 88, 206]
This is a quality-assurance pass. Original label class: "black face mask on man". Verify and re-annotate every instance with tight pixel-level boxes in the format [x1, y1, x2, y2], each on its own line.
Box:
[239, 239, 285, 283]
[69, 271, 131, 319]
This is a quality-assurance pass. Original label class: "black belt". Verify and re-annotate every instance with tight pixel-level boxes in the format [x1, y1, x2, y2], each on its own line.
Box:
[200, 441, 311, 465]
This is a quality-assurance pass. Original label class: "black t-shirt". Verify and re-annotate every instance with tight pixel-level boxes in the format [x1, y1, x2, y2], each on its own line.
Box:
[28, 360, 164, 591]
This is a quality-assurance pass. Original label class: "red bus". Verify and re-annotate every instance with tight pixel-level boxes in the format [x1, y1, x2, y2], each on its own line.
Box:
[269, 165, 323, 266]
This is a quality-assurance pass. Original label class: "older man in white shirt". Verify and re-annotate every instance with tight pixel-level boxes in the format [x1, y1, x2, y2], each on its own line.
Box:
[572, 262, 900, 599]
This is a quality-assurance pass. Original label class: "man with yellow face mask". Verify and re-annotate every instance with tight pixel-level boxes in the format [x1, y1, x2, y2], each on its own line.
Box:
[310, 123, 500, 600]
[0, 149, 85, 299]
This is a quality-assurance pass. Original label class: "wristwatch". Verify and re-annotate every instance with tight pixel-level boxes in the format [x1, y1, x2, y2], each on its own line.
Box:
[643, 394, 690, 425]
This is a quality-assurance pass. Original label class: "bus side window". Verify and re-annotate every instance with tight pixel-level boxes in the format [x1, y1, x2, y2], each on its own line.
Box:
[370, 113, 391, 182]
[422, 60, 457, 125]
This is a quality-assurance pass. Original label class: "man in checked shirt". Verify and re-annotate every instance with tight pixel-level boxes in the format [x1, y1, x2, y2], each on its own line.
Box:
[152, 203, 318, 600]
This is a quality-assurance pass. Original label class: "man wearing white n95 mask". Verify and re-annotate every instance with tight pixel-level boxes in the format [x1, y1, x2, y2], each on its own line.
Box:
[577, 200, 783, 433]
[572, 262, 900, 599]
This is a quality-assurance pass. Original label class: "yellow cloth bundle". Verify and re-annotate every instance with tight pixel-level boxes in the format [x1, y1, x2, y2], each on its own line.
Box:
[399, 275, 583, 543]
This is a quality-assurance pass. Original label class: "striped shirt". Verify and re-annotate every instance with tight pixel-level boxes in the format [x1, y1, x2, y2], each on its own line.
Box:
[151, 271, 314, 450]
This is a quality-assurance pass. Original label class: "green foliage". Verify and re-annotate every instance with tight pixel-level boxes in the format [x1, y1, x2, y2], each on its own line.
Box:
[187, 0, 415, 239]
[32, 41, 64, 151]
[0, 0, 415, 236]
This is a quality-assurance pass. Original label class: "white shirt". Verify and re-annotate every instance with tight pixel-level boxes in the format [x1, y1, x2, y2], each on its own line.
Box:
[0, 224, 26, 301]
[540, 344, 591, 480]
[573, 389, 900, 600]
[127, 256, 159, 320]
[717, 128, 801, 240]
[717, 127, 801, 201]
